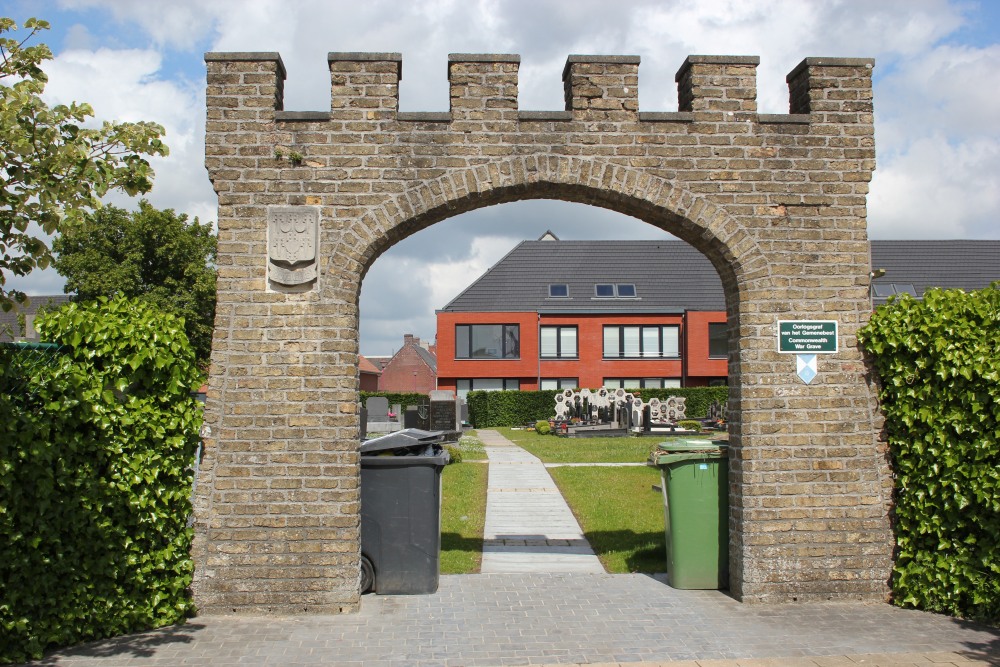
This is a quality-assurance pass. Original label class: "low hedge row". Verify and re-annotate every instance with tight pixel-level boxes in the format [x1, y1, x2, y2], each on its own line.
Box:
[466, 386, 729, 428]
[360, 391, 428, 408]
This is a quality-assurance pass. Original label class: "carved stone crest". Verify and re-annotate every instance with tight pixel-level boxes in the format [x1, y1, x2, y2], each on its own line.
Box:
[267, 206, 319, 286]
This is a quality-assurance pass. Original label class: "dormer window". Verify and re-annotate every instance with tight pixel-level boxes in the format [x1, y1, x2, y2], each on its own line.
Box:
[594, 283, 637, 298]
[872, 283, 917, 298]
[549, 284, 569, 298]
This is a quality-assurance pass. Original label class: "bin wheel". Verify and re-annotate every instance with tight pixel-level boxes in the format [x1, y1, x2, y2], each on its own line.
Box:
[360, 555, 375, 594]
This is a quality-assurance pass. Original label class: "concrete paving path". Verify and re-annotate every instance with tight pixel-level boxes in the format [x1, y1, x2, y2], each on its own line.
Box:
[28, 574, 1000, 666]
[478, 429, 605, 574]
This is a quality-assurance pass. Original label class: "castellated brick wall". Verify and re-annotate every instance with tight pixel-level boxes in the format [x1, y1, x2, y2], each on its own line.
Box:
[194, 51, 892, 613]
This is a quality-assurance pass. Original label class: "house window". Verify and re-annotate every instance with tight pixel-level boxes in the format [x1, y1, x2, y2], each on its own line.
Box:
[540, 378, 578, 390]
[456, 378, 520, 399]
[594, 283, 637, 298]
[455, 324, 519, 359]
[873, 282, 917, 298]
[540, 326, 577, 358]
[603, 325, 679, 359]
[548, 284, 569, 298]
[604, 378, 681, 389]
[708, 323, 728, 358]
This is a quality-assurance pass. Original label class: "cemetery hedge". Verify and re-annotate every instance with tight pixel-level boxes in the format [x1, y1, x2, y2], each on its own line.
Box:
[360, 391, 427, 409]
[0, 298, 202, 663]
[466, 386, 729, 428]
[859, 285, 1000, 622]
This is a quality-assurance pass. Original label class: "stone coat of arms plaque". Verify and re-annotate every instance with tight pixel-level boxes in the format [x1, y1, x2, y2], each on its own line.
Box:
[267, 206, 319, 286]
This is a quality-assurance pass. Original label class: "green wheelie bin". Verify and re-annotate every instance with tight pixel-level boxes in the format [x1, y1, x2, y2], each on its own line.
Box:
[652, 440, 729, 589]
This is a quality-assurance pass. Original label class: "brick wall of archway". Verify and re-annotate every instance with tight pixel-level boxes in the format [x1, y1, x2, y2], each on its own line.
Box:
[192, 51, 892, 613]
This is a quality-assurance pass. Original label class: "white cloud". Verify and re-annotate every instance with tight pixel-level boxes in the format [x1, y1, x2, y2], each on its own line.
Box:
[43, 47, 217, 222]
[57, 0, 221, 50]
[869, 135, 1000, 239]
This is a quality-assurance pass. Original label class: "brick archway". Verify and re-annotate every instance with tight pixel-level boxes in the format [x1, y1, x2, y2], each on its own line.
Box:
[192, 51, 892, 613]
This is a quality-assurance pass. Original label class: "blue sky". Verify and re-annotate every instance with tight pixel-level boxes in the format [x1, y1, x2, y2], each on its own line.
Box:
[4, 0, 999, 355]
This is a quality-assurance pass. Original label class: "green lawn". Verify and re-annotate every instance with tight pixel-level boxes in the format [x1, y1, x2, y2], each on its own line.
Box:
[548, 465, 667, 573]
[440, 461, 488, 574]
[497, 426, 717, 464]
[439, 430, 690, 576]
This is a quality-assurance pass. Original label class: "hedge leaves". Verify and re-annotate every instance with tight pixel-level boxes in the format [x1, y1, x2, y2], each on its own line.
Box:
[0, 297, 202, 663]
[859, 285, 1000, 621]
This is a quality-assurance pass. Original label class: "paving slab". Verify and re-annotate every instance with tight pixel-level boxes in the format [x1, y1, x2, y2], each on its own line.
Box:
[27, 573, 1000, 666]
[479, 429, 605, 574]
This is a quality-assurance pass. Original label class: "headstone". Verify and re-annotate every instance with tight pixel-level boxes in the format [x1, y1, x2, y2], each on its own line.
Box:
[365, 396, 389, 422]
[429, 390, 457, 432]
[404, 406, 420, 429]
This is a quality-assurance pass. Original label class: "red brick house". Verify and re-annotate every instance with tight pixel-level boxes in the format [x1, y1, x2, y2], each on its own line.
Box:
[376, 334, 438, 394]
[435, 236, 1000, 399]
[358, 354, 381, 391]
[436, 236, 728, 398]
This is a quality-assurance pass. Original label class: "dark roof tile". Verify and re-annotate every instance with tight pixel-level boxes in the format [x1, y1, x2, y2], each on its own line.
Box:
[441, 239, 1000, 312]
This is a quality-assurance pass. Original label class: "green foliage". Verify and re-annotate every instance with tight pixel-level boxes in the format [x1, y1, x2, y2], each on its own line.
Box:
[535, 420, 551, 435]
[858, 285, 1000, 621]
[52, 201, 217, 365]
[467, 387, 729, 428]
[440, 462, 487, 574]
[0, 297, 202, 662]
[444, 444, 463, 464]
[499, 427, 676, 465]
[678, 420, 702, 431]
[549, 466, 665, 573]
[360, 391, 427, 409]
[634, 387, 730, 420]
[467, 390, 559, 428]
[0, 17, 168, 312]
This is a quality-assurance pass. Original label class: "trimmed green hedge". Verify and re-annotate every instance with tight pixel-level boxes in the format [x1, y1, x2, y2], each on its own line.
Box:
[859, 285, 1000, 621]
[0, 298, 203, 663]
[467, 386, 729, 428]
[360, 391, 428, 408]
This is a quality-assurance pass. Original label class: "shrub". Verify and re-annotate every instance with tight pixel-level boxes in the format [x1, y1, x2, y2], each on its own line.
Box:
[360, 391, 427, 408]
[678, 420, 702, 431]
[444, 444, 463, 464]
[859, 285, 1000, 621]
[467, 390, 559, 428]
[0, 297, 202, 663]
[535, 420, 551, 435]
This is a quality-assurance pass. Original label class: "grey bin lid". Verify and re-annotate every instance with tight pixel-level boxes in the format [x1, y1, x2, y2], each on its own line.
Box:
[657, 439, 728, 454]
[360, 428, 446, 454]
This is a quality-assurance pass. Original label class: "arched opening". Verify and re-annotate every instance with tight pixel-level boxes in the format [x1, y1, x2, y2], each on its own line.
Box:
[357, 197, 735, 589]
[350, 170, 741, 596]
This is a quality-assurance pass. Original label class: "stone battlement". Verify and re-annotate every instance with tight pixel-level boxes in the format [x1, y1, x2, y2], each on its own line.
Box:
[204, 52, 874, 124]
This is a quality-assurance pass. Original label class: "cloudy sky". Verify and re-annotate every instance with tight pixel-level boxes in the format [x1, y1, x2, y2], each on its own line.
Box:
[5, 0, 999, 355]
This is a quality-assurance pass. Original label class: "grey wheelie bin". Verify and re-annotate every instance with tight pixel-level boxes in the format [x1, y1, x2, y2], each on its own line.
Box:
[360, 429, 450, 594]
[651, 440, 729, 589]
